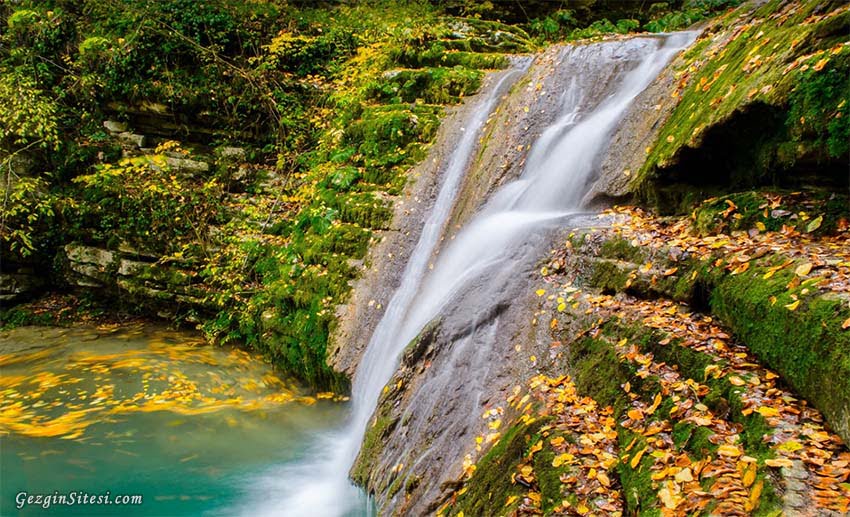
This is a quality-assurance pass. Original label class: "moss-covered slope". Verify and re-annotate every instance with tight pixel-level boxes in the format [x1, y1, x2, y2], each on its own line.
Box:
[633, 0, 849, 209]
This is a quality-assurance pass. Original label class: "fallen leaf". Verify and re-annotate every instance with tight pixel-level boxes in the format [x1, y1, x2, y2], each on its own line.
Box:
[806, 215, 823, 233]
[757, 406, 780, 417]
[795, 262, 813, 277]
[718, 444, 742, 457]
[765, 458, 794, 468]
[630, 447, 647, 468]
[674, 467, 693, 482]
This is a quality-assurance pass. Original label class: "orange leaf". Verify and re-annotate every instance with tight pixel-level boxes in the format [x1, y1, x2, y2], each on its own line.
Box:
[630, 447, 647, 469]
[627, 408, 644, 421]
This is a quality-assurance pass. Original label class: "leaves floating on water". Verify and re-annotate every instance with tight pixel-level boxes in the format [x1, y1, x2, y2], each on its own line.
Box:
[0, 327, 345, 441]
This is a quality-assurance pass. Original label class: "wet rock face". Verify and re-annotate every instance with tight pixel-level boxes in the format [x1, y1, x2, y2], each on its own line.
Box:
[343, 36, 696, 515]
[586, 36, 692, 202]
[327, 67, 525, 377]
[449, 41, 651, 229]
[354, 252, 547, 515]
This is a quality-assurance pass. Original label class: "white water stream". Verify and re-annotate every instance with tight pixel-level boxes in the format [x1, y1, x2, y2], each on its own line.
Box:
[233, 32, 696, 516]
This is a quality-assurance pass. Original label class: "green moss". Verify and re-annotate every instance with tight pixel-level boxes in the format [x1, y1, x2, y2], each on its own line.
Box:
[352, 406, 398, 486]
[634, 0, 850, 203]
[707, 267, 850, 442]
[617, 429, 660, 517]
[588, 260, 632, 294]
[366, 67, 483, 105]
[693, 190, 850, 236]
[599, 236, 645, 263]
[450, 419, 547, 516]
[390, 46, 509, 69]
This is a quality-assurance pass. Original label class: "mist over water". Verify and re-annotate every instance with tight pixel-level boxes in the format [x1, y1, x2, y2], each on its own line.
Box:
[235, 32, 696, 516]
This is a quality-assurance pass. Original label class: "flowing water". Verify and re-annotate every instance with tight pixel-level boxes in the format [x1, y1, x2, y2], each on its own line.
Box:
[0, 325, 352, 516]
[242, 32, 695, 516]
[2, 33, 696, 517]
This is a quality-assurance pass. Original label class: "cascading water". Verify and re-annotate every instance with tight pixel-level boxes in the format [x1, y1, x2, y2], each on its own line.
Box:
[233, 32, 696, 517]
[230, 61, 529, 517]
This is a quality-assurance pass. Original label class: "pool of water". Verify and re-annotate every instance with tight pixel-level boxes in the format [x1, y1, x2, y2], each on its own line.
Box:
[0, 324, 363, 516]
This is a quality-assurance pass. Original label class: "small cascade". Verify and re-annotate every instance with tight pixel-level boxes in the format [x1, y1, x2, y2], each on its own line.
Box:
[235, 32, 696, 516]
[231, 60, 529, 517]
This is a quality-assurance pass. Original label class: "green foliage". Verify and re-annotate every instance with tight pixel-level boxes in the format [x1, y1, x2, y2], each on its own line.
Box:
[0, 176, 60, 259]
[644, 0, 742, 32]
[366, 67, 483, 104]
[71, 143, 223, 254]
[0, 70, 60, 149]
[528, 10, 580, 42]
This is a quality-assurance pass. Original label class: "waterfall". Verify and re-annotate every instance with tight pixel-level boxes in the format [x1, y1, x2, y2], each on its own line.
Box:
[231, 32, 696, 517]
[228, 59, 529, 517]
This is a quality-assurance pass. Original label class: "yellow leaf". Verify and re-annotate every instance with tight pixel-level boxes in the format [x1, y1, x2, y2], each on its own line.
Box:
[623, 381, 631, 393]
[674, 467, 693, 482]
[627, 408, 644, 421]
[765, 458, 793, 468]
[552, 453, 574, 467]
[842, 317, 850, 330]
[717, 444, 742, 457]
[755, 221, 766, 231]
[746, 484, 763, 514]
[777, 440, 803, 453]
[658, 485, 679, 509]
[520, 465, 533, 478]
[557, 303, 567, 312]
[806, 215, 823, 233]
[597, 471, 611, 487]
[504, 495, 518, 507]
[646, 393, 662, 415]
[795, 262, 813, 277]
[813, 57, 829, 71]
[742, 464, 757, 487]
[729, 376, 746, 386]
[535, 289, 545, 297]
[651, 468, 669, 480]
[630, 447, 647, 469]
[784, 299, 800, 311]
[757, 406, 780, 417]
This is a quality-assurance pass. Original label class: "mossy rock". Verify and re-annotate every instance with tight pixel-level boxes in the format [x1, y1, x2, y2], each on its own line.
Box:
[366, 67, 483, 105]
